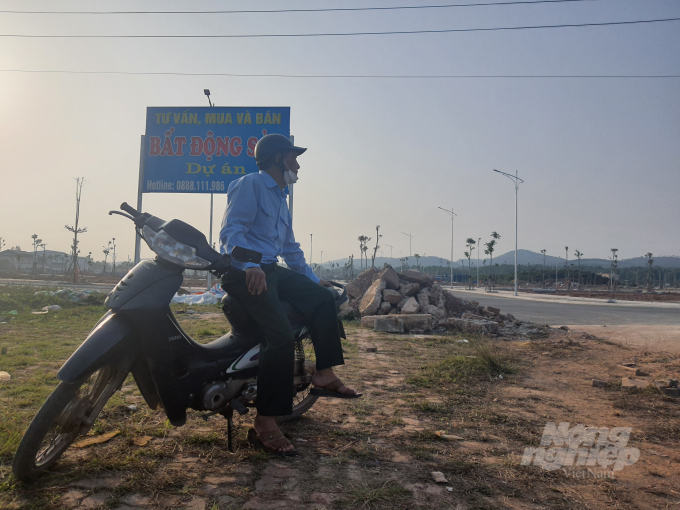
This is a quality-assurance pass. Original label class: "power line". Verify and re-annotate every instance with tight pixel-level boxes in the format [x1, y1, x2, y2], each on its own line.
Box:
[0, 0, 601, 15]
[1, 69, 678, 79]
[2, 17, 678, 38]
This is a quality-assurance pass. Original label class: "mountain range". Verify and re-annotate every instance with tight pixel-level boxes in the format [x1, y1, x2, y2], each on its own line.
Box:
[327, 249, 680, 270]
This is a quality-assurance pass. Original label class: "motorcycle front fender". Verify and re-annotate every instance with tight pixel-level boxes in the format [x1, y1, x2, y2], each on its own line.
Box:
[57, 313, 136, 384]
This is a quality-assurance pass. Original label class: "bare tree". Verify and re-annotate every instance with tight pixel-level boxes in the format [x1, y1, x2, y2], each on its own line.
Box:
[64, 177, 87, 283]
[371, 225, 382, 268]
[484, 232, 500, 290]
[564, 246, 569, 290]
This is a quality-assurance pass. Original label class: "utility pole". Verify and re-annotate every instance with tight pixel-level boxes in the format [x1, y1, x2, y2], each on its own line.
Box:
[437, 208, 456, 289]
[310, 234, 313, 266]
[401, 232, 414, 257]
[494, 169, 524, 296]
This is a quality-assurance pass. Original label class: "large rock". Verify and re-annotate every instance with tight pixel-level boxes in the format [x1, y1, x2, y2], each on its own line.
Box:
[361, 315, 380, 328]
[429, 283, 446, 309]
[352, 268, 378, 294]
[423, 304, 446, 320]
[374, 316, 404, 333]
[375, 266, 400, 290]
[400, 296, 420, 314]
[399, 270, 432, 285]
[345, 282, 363, 299]
[359, 279, 386, 316]
[400, 314, 433, 331]
[396, 297, 407, 310]
[399, 282, 420, 297]
[382, 289, 402, 305]
[444, 318, 498, 336]
[416, 289, 430, 308]
[378, 302, 392, 315]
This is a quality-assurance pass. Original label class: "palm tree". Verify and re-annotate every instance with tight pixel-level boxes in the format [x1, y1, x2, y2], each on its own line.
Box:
[485, 232, 500, 289]
[413, 253, 421, 271]
[465, 238, 476, 289]
[357, 236, 367, 269]
[540, 249, 547, 288]
[574, 250, 583, 288]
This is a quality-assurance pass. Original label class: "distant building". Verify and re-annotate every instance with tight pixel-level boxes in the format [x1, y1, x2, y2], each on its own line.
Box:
[0, 249, 86, 272]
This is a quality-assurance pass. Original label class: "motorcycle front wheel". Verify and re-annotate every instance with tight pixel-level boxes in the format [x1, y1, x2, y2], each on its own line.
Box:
[12, 363, 129, 481]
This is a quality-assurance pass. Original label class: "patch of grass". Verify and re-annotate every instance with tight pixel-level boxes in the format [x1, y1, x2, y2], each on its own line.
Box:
[407, 340, 516, 388]
[412, 401, 446, 413]
[336, 480, 410, 509]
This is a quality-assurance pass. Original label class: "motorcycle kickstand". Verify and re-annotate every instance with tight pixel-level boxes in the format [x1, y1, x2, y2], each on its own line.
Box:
[221, 407, 235, 453]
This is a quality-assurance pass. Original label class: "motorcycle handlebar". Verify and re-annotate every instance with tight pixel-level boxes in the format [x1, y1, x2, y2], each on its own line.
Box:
[120, 202, 141, 218]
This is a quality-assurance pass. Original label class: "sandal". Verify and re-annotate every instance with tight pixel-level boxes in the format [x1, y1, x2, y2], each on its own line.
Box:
[310, 378, 362, 399]
[247, 428, 298, 457]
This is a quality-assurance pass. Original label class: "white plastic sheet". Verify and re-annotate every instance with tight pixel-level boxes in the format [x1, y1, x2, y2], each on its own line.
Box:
[171, 284, 226, 305]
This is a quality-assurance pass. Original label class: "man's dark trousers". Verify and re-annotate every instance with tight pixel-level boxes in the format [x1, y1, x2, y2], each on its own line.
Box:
[221, 263, 345, 416]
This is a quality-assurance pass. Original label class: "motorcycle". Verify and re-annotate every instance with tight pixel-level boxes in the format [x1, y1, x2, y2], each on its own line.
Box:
[12, 202, 349, 481]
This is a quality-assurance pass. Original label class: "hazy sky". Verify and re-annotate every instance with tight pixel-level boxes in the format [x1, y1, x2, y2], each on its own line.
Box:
[1, 0, 679, 267]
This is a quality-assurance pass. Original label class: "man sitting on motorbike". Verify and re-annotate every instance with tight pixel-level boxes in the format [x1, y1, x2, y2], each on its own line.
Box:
[219, 134, 360, 455]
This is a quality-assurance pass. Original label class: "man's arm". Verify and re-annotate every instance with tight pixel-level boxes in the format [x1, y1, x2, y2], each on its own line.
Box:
[219, 177, 267, 294]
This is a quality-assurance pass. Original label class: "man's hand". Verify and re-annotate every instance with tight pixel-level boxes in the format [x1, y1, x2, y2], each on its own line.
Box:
[318, 279, 333, 288]
[245, 267, 267, 295]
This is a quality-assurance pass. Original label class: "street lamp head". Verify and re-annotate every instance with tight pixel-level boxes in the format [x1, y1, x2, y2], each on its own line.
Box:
[204, 89, 211, 96]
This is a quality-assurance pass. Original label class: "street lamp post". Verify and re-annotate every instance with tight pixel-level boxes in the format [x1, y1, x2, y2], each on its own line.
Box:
[477, 237, 481, 288]
[438, 207, 457, 289]
[401, 232, 414, 257]
[493, 169, 524, 296]
[385, 244, 393, 267]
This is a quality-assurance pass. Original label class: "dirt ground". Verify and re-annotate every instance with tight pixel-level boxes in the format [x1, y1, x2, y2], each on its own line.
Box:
[2, 321, 679, 510]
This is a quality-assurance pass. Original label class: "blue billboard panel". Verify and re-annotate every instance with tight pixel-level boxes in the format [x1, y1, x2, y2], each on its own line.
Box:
[143, 107, 290, 193]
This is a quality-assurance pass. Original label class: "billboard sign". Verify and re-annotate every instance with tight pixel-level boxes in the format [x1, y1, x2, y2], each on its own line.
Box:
[143, 107, 290, 193]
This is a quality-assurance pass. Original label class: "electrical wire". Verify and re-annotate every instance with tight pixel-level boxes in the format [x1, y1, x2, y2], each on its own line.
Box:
[1, 69, 677, 79]
[1, 17, 678, 38]
[0, 0, 602, 15]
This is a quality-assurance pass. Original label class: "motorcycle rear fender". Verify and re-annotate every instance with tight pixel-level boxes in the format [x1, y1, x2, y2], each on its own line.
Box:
[57, 313, 136, 384]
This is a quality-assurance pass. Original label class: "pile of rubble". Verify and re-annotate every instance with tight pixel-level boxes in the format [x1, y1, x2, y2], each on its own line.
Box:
[344, 266, 550, 338]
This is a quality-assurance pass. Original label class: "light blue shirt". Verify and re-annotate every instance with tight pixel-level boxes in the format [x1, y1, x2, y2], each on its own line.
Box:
[219, 171, 319, 283]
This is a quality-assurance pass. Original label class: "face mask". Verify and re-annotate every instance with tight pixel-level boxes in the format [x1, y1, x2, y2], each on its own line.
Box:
[281, 160, 299, 185]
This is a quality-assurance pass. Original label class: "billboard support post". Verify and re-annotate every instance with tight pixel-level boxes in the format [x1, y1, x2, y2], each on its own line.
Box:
[207, 193, 214, 290]
[288, 135, 295, 225]
[134, 135, 145, 265]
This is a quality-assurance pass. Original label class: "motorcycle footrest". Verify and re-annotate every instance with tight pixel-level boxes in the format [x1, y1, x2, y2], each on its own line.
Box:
[230, 399, 249, 415]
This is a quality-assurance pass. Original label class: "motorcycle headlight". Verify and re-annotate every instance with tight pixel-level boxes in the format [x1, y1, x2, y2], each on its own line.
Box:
[142, 226, 210, 269]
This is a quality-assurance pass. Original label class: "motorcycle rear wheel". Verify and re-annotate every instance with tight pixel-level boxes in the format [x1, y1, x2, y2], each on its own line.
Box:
[12, 363, 127, 481]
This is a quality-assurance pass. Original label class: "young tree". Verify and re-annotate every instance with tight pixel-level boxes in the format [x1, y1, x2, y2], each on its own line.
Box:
[540, 249, 547, 288]
[102, 242, 111, 275]
[485, 232, 500, 289]
[371, 225, 382, 268]
[645, 252, 654, 291]
[574, 250, 583, 288]
[31, 234, 42, 274]
[564, 246, 569, 290]
[64, 177, 87, 283]
[465, 238, 476, 289]
[413, 253, 421, 271]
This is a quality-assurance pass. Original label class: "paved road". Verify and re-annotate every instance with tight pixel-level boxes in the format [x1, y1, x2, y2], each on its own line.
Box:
[448, 289, 680, 326]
